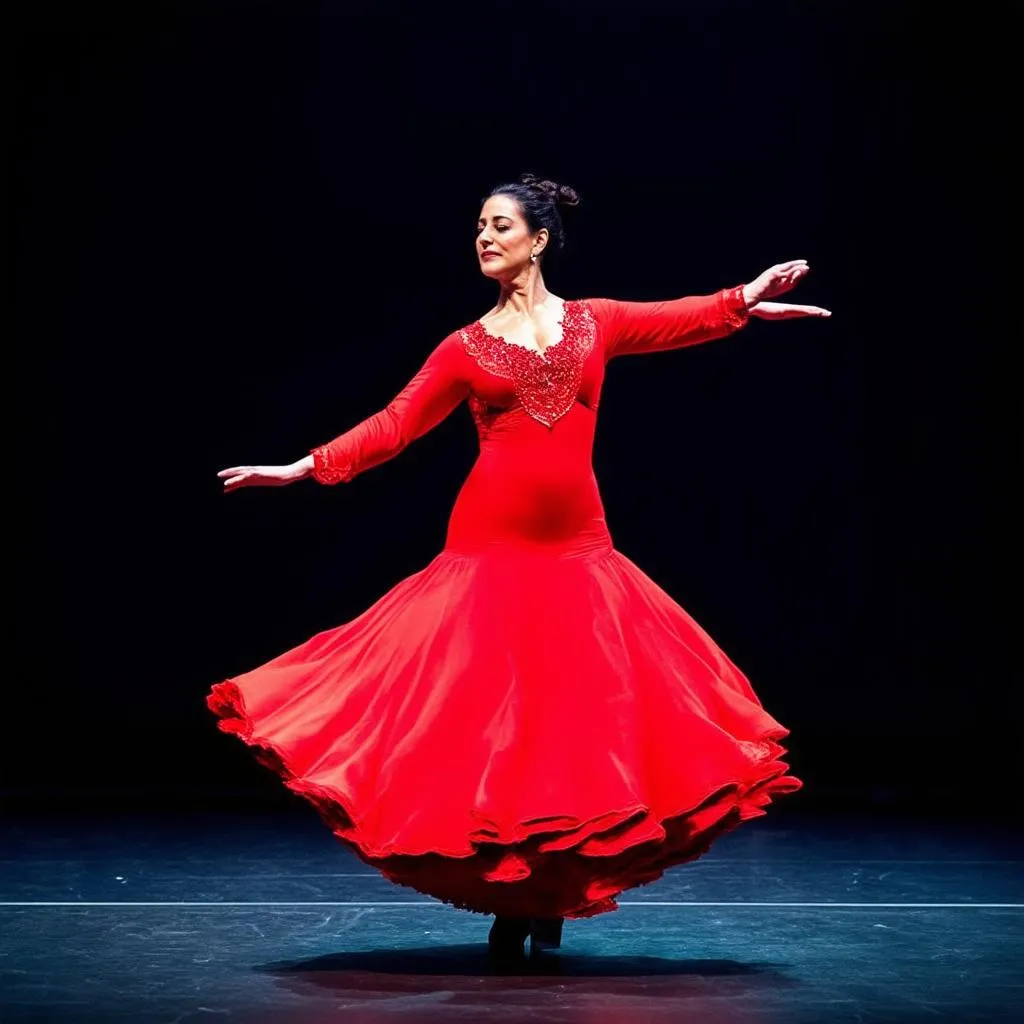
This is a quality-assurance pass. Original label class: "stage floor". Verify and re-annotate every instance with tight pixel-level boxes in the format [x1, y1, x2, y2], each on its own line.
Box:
[2, 809, 1021, 1022]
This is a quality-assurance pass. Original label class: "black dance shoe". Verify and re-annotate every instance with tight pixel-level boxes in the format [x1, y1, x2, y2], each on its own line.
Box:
[487, 915, 531, 962]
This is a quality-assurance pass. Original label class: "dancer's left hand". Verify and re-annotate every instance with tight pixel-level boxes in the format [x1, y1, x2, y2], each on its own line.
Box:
[742, 259, 809, 303]
[741, 259, 831, 319]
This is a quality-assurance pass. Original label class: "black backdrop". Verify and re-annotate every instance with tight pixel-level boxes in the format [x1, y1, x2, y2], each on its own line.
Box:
[11, 1, 1015, 816]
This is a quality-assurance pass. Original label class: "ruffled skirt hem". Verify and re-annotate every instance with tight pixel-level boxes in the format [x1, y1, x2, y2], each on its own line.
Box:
[208, 679, 801, 919]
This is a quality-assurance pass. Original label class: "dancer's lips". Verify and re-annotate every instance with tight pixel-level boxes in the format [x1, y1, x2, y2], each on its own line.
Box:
[480, 251, 501, 261]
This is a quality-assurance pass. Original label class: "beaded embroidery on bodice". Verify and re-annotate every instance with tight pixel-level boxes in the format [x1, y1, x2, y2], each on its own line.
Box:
[460, 300, 596, 429]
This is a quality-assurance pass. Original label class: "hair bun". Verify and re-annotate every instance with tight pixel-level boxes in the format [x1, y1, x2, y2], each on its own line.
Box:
[519, 173, 580, 208]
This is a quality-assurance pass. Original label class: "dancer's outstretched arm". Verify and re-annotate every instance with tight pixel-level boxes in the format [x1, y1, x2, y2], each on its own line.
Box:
[595, 260, 830, 360]
[218, 333, 471, 492]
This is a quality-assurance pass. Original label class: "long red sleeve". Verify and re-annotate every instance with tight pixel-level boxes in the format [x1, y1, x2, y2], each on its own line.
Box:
[310, 334, 470, 484]
[593, 286, 749, 359]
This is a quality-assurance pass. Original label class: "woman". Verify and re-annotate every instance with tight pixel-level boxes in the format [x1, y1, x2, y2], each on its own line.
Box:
[210, 174, 831, 960]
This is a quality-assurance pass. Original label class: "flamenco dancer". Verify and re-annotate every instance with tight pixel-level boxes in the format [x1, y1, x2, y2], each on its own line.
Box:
[210, 174, 831, 961]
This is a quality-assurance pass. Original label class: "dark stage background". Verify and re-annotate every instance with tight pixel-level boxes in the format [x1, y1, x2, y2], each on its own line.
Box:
[11, 1, 1015, 817]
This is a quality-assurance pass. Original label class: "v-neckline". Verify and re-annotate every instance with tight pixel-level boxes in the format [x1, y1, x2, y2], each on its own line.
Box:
[475, 299, 571, 360]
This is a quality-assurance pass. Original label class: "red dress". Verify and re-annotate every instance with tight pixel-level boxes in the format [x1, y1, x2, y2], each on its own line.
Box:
[207, 287, 802, 919]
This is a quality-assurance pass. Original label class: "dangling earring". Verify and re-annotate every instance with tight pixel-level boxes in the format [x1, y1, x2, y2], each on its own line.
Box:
[530, 253, 537, 263]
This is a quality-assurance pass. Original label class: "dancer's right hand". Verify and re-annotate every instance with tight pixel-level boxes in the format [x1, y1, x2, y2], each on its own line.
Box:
[218, 458, 312, 492]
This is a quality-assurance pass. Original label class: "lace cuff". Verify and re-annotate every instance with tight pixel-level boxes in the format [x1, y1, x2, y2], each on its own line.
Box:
[722, 284, 751, 329]
[310, 444, 353, 485]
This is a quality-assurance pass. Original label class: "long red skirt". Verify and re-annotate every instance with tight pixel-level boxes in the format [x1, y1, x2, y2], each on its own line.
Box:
[207, 546, 801, 919]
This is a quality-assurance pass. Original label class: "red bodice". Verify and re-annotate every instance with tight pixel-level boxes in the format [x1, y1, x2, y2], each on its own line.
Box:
[311, 287, 748, 553]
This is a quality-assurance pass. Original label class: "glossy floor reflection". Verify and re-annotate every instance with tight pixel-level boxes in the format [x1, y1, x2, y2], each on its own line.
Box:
[2, 810, 1022, 1022]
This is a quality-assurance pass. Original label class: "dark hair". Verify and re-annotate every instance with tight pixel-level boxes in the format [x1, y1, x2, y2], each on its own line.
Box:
[487, 173, 581, 255]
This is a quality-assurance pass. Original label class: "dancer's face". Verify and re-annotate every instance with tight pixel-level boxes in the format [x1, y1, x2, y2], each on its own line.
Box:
[476, 195, 544, 279]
